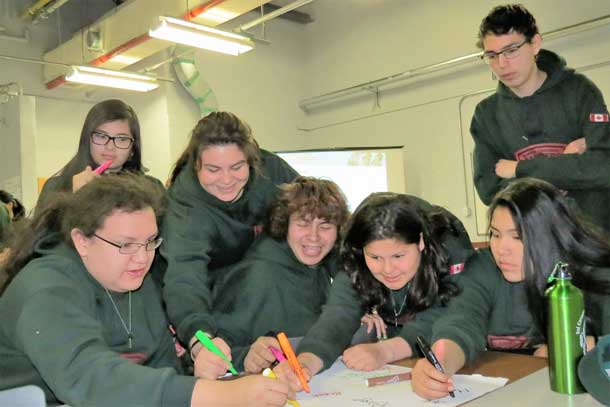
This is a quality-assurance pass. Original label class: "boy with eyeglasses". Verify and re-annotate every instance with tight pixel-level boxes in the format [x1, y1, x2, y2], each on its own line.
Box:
[471, 4, 610, 232]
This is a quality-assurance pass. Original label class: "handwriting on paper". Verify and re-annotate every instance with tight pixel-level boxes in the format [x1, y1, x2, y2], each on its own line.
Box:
[352, 397, 390, 406]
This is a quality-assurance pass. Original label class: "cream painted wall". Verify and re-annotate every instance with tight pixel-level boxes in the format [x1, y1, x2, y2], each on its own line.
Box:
[35, 98, 95, 178]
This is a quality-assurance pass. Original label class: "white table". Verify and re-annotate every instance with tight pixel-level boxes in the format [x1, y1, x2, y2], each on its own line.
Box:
[465, 367, 603, 406]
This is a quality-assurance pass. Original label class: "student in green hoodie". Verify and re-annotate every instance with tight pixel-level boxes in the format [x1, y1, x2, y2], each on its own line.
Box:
[0, 191, 25, 270]
[161, 112, 298, 378]
[411, 178, 610, 400]
[276, 192, 474, 387]
[471, 4, 610, 231]
[0, 175, 290, 407]
[211, 176, 349, 373]
[0, 203, 10, 255]
[0, 190, 25, 222]
[36, 99, 163, 211]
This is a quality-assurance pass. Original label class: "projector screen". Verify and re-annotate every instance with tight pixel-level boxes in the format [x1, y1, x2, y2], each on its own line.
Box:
[277, 147, 406, 211]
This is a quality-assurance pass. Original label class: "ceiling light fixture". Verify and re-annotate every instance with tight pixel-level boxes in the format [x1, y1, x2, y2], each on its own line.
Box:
[65, 65, 159, 92]
[149, 16, 254, 56]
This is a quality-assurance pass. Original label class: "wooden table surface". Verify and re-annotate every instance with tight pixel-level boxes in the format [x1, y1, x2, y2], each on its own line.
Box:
[394, 350, 548, 383]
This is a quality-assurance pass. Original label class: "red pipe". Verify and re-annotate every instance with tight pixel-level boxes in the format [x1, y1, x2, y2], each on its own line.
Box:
[46, 0, 229, 90]
[90, 33, 151, 66]
[45, 75, 67, 90]
[184, 0, 227, 21]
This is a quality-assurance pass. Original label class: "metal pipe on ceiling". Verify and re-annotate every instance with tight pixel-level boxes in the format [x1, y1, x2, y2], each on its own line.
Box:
[0, 53, 69, 68]
[20, 0, 55, 19]
[298, 13, 610, 110]
[32, 0, 73, 24]
[0, 53, 174, 82]
[238, 0, 315, 32]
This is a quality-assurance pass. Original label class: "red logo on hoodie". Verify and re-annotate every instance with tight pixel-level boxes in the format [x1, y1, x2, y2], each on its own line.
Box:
[514, 143, 566, 161]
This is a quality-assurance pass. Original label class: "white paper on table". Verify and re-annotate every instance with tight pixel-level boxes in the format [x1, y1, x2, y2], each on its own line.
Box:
[296, 359, 508, 407]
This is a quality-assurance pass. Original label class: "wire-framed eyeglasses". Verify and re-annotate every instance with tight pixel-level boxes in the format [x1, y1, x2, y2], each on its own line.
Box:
[481, 39, 529, 65]
[91, 131, 134, 149]
[93, 233, 163, 254]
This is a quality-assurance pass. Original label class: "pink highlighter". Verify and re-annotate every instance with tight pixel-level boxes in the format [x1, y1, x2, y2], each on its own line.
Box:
[93, 160, 113, 175]
[269, 345, 287, 362]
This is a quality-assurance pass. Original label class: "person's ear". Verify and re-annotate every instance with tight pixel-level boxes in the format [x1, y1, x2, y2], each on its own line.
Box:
[418, 233, 425, 252]
[71, 228, 91, 258]
[6, 202, 14, 219]
[531, 34, 543, 56]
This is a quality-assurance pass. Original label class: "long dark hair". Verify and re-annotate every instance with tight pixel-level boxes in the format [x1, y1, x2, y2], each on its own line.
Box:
[50, 99, 145, 192]
[341, 192, 460, 314]
[488, 178, 610, 332]
[1, 174, 166, 295]
[168, 111, 261, 185]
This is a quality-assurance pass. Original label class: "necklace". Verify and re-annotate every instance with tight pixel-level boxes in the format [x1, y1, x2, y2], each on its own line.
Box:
[104, 289, 133, 349]
[390, 290, 408, 327]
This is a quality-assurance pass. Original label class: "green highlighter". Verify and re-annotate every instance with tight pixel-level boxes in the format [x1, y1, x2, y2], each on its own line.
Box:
[195, 330, 238, 375]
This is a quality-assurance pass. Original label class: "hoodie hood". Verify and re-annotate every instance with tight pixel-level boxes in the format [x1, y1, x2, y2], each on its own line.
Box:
[496, 49, 573, 98]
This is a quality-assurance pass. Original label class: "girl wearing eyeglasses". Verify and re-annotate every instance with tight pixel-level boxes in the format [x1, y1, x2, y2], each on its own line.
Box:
[0, 174, 290, 407]
[36, 99, 161, 211]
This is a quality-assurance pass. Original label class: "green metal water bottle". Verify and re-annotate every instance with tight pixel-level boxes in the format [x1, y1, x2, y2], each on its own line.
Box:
[545, 261, 586, 394]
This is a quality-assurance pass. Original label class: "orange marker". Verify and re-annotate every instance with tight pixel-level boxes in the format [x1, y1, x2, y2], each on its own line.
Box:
[277, 332, 310, 393]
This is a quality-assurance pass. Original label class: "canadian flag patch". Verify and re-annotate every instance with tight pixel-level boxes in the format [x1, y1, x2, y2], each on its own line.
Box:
[589, 113, 609, 122]
[449, 263, 465, 275]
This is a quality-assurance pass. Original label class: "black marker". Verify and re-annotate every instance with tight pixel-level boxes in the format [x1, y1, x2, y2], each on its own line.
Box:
[416, 336, 455, 398]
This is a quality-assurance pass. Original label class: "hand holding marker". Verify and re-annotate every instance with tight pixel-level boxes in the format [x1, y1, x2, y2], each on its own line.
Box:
[93, 159, 113, 175]
[416, 336, 455, 398]
[262, 368, 300, 407]
[269, 345, 287, 362]
[195, 330, 238, 375]
[277, 332, 310, 393]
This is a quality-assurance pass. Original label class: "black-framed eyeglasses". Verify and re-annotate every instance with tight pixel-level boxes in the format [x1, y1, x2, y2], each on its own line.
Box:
[93, 233, 163, 254]
[91, 131, 134, 150]
[481, 39, 529, 65]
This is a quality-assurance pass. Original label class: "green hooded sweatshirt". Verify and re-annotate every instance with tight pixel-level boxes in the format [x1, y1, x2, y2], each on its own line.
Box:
[432, 248, 610, 363]
[0, 235, 196, 407]
[471, 49, 610, 231]
[0, 204, 10, 249]
[296, 198, 475, 370]
[161, 149, 298, 343]
[212, 235, 337, 370]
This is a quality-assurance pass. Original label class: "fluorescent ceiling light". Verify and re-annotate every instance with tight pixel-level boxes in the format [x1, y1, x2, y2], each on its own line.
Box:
[149, 16, 254, 56]
[194, 9, 240, 24]
[65, 66, 159, 92]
